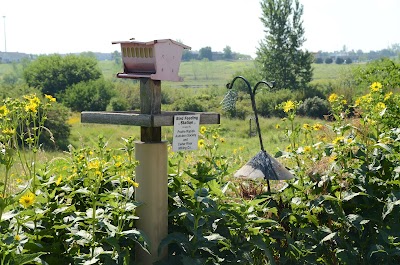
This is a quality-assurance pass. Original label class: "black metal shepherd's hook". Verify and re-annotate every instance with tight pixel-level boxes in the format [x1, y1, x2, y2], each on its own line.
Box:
[226, 76, 274, 152]
[226, 76, 293, 193]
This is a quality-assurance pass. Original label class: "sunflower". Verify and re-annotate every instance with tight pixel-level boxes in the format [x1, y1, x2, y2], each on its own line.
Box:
[45, 94, 57, 102]
[283, 100, 295, 113]
[328, 93, 338, 103]
[19, 192, 36, 208]
[200, 126, 207, 134]
[370, 82, 382, 92]
[198, 139, 205, 148]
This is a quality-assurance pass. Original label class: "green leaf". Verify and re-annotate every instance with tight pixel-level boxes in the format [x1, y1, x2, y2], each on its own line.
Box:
[121, 229, 150, 254]
[158, 232, 189, 256]
[342, 192, 367, 201]
[346, 214, 370, 230]
[204, 233, 225, 241]
[82, 257, 100, 265]
[382, 199, 400, 220]
[1, 210, 17, 221]
[250, 235, 276, 265]
[369, 244, 387, 258]
[320, 232, 337, 244]
[375, 143, 392, 153]
[13, 252, 46, 265]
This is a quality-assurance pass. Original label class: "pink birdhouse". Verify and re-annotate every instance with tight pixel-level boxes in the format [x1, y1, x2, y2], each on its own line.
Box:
[112, 39, 190, 82]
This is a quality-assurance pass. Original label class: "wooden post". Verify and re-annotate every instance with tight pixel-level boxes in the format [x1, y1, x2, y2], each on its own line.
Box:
[135, 141, 168, 264]
[140, 78, 161, 142]
[135, 78, 167, 264]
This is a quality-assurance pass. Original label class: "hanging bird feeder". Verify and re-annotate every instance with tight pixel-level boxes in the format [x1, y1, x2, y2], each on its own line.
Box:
[225, 76, 294, 192]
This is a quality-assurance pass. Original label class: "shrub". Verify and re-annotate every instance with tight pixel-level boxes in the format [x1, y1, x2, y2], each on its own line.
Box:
[108, 97, 128, 111]
[23, 54, 102, 96]
[325, 57, 333, 64]
[297, 96, 330, 118]
[352, 58, 400, 90]
[256, 89, 294, 117]
[41, 102, 71, 150]
[62, 78, 115, 112]
[172, 98, 205, 112]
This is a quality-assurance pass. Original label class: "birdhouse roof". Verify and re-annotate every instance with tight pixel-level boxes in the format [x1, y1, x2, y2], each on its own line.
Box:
[112, 39, 191, 50]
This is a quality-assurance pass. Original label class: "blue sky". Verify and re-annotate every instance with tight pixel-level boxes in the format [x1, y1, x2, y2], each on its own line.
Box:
[2, 0, 400, 57]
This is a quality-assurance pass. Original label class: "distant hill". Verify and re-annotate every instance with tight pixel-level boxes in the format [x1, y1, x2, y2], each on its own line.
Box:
[0, 51, 113, 63]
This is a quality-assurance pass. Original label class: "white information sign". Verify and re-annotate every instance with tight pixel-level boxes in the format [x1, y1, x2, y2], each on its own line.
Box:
[172, 114, 200, 152]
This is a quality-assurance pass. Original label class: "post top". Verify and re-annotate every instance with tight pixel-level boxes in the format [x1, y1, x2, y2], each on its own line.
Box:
[112, 39, 191, 50]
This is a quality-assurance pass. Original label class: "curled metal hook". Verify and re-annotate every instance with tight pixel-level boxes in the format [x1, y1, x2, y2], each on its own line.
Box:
[226, 76, 274, 151]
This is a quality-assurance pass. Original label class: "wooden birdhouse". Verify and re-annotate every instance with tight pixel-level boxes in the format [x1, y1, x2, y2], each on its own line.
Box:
[112, 39, 190, 81]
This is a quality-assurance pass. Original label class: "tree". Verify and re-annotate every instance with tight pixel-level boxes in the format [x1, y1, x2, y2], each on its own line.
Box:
[314, 57, 324, 64]
[223, 46, 233, 60]
[199, 46, 212, 61]
[111, 50, 122, 65]
[335, 57, 344, 64]
[182, 50, 197, 61]
[23, 54, 102, 96]
[256, 0, 313, 90]
[325, 57, 333, 64]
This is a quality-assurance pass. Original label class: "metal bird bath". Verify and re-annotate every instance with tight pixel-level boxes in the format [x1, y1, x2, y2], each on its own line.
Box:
[226, 76, 293, 192]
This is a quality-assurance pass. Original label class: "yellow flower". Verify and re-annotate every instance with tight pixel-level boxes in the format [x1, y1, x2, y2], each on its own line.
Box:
[370, 82, 382, 92]
[115, 162, 122, 168]
[304, 146, 312, 153]
[220, 137, 225, 143]
[56, 176, 62, 186]
[303, 124, 311, 130]
[275, 124, 280, 129]
[19, 192, 35, 208]
[375, 102, 386, 112]
[200, 126, 207, 134]
[45, 94, 56, 102]
[313, 124, 323, 131]
[384, 92, 393, 101]
[124, 177, 139, 187]
[283, 100, 295, 113]
[333, 136, 344, 145]
[361, 94, 372, 104]
[2, 128, 15, 136]
[88, 160, 100, 170]
[14, 235, 21, 241]
[328, 93, 338, 103]
[198, 139, 205, 148]
[0, 105, 9, 117]
[25, 102, 38, 113]
[354, 98, 361, 106]
[212, 132, 219, 139]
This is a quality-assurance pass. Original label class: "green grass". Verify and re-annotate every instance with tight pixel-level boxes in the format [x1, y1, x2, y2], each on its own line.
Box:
[69, 111, 325, 163]
[311, 63, 361, 85]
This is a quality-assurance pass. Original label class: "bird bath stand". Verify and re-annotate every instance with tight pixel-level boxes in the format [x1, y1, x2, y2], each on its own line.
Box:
[81, 39, 220, 264]
[225, 76, 294, 192]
